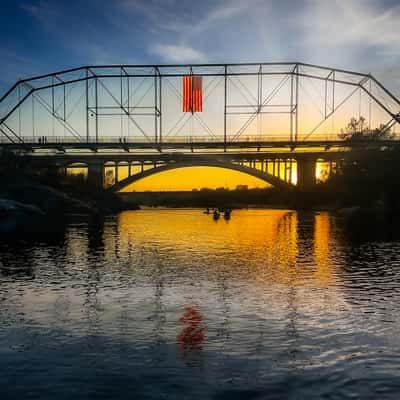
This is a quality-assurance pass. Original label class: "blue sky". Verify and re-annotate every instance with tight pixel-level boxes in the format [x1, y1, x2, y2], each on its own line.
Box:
[1, 0, 400, 96]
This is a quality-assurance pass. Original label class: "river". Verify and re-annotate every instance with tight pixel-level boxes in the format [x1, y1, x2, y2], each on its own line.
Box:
[1, 209, 400, 399]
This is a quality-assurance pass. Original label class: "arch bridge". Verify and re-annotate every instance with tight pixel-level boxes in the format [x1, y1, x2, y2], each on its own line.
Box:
[1, 62, 399, 190]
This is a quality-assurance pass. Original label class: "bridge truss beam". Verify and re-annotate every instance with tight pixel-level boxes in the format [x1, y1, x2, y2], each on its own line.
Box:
[1, 62, 399, 149]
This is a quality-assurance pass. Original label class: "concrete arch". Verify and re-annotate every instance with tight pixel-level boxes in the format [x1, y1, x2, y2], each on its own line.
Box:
[108, 160, 295, 192]
[66, 162, 88, 168]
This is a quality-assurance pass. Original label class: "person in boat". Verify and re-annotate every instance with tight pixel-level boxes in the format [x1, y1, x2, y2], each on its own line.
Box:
[213, 209, 220, 220]
[223, 209, 232, 219]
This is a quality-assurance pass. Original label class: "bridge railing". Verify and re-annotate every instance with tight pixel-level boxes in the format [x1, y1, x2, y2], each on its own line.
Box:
[7, 134, 361, 145]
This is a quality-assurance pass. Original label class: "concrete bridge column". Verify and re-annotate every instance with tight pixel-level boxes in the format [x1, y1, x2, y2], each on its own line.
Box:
[288, 160, 293, 184]
[87, 161, 104, 191]
[115, 164, 119, 183]
[284, 160, 288, 182]
[297, 157, 316, 190]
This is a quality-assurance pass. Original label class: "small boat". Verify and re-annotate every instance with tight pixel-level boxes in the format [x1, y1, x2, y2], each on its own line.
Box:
[213, 210, 220, 220]
[203, 208, 211, 214]
[223, 209, 232, 220]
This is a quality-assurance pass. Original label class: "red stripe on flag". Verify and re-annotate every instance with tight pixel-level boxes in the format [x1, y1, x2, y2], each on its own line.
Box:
[193, 77, 197, 111]
[184, 76, 188, 112]
[183, 76, 190, 112]
[182, 76, 186, 112]
[192, 76, 202, 112]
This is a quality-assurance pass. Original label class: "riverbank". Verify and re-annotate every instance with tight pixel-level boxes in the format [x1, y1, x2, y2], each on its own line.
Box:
[116, 188, 391, 213]
[117, 188, 295, 210]
[0, 174, 139, 237]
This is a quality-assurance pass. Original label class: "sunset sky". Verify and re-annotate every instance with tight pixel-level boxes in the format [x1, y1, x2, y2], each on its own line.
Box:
[1, 0, 400, 190]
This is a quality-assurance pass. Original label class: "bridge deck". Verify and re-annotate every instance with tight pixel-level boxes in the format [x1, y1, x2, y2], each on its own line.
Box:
[2, 139, 400, 152]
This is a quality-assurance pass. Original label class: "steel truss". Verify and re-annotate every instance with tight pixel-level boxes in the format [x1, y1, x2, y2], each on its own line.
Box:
[1, 62, 399, 149]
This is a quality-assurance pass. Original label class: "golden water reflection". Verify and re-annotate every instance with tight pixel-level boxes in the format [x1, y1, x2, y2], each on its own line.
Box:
[110, 209, 340, 289]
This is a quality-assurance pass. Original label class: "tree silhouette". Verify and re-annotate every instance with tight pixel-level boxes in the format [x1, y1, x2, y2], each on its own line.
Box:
[338, 116, 395, 141]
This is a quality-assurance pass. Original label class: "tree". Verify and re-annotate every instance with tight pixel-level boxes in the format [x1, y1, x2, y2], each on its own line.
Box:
[338, 116, 395, 141]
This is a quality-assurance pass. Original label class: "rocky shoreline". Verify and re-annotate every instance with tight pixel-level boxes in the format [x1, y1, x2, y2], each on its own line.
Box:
[0, 181, 139, 237]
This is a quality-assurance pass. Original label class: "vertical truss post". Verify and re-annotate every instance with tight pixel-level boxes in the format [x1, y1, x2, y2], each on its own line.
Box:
[86, 68, 89, 143]
[120, 67, 123, 140]
[127, 74, 130, 119]
[154, 68, 158, 144]
[332, 70, 335, 136]
[258, 64, 262, 139]
[52, 76, 55, 117]
[258, 65, 262, 113]
[290, 72, 294, 142]
[127, 71, 130, 114]
[159, 72, 162, 145]
[32, 92, 35, 139]
[224, 65, 227, 152]
[95, 76, 98, 143]
[295, 64, 299, 142]
[332, 70, 335, 112]
[51, 76, 55, 138]
[324, 74, 328, 118]
[120, 67, 123, 107]
[63, 83, 66, 122]
[369, 78, 372, 128]
[18, 84, 21, 137]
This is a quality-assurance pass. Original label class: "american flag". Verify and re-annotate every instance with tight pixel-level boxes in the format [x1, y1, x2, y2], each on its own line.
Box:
[183, 75, 202, 112]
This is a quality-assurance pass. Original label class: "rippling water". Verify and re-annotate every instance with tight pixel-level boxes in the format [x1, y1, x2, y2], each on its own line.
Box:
[2, 209, 400, 399]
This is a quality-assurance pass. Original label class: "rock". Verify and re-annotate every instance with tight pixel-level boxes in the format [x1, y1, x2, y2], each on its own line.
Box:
[2, 183, 93, 215]
[0, 198, 47, 236]
[0, 198, 45, 216]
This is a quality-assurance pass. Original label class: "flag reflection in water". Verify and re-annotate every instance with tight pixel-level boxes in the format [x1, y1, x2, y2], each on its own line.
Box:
[177, 306, 205, 358]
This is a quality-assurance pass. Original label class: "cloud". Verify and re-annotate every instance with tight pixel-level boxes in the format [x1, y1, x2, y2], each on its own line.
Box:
[20, 3, 41, 18]
[207, 2, 246, 23]
[301, 0, 400, 57]
[163, 1, 248, 34]
[150, 44, 206, 63]
[119, 0, 248, 35]
[19, 1, 59, 25]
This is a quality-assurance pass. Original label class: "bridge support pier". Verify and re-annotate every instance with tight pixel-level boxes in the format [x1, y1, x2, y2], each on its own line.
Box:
[87, 161, 104, 192]
[297, 157, 316, 190]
